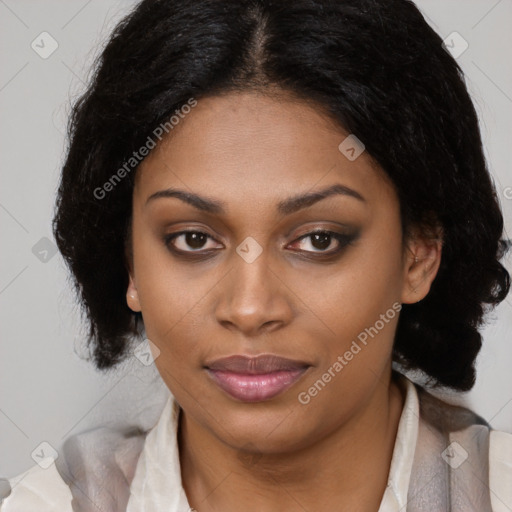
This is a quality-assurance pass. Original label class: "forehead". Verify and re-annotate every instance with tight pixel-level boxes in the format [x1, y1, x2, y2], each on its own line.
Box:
[134, 90, 393, 212]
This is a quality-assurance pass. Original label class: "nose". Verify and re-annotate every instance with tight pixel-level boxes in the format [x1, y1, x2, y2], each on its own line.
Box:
[214, 250, 293, 337]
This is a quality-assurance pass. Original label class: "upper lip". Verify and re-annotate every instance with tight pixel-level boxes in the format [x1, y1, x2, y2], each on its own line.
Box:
[205, 354, 310, 374]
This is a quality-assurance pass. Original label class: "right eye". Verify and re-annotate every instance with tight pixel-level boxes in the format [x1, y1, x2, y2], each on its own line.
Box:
[164, 230, 223, 254]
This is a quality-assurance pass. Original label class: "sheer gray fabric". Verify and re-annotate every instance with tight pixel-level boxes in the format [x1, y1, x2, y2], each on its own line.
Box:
[54, 426, 147, 512]
[406, 384, 492, 511]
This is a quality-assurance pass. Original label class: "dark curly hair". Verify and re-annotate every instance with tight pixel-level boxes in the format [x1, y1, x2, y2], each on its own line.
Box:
[53, 0, 510, 392]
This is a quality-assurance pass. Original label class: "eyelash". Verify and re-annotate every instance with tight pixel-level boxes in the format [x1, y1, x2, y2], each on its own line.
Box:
[163, 229, 357, 260]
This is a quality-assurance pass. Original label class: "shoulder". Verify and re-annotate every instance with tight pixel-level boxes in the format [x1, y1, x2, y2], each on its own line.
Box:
[406, 376, 512, 511]
[489, 429, 512, 512]
[1, 462, 73, 511]
[1, 424, 149, 512]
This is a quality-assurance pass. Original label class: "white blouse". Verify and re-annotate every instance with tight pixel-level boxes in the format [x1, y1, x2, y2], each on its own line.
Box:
[2, 375, 512, 511]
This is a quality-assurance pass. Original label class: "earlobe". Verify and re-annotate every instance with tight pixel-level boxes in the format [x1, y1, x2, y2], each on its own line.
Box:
[401, 231, 443, 305]
[126, 275, 142, 312]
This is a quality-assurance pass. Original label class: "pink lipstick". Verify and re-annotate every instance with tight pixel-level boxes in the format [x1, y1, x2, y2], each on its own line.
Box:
[205, 354, 309, 402]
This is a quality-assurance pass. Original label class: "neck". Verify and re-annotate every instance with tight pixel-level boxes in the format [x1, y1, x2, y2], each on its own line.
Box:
[179, 369, 405, 512]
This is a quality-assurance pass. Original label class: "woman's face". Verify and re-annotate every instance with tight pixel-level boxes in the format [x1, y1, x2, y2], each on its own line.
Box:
[127, 90, 437, 453]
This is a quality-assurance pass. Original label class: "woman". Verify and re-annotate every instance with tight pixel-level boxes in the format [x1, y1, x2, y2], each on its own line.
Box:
[1, 0, 511, 510]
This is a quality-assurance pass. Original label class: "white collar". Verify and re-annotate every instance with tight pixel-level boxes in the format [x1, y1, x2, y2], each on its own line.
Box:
[378, 374, 419, 511]
[127, 373, 419, 512]
[127, 395, 189, 512]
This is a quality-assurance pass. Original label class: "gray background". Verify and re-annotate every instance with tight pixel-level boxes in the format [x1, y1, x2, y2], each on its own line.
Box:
[1, 0, 511, 478]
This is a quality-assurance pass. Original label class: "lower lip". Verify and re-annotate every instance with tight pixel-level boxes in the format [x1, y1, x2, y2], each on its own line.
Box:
[207, 368, 308, 402]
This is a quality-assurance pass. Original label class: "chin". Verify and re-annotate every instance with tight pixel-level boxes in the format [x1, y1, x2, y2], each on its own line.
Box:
[206, 399, 311, 451]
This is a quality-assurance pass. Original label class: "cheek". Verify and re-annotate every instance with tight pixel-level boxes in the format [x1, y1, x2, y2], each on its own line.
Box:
[137, 285, 209, 377]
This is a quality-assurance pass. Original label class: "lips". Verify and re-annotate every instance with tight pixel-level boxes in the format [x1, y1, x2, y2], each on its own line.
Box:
[205, 354, 310, 402]
[206, 354, 309, 374]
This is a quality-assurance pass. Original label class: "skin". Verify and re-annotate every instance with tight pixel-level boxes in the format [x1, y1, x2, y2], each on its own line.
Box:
[126, 89, 442, 512]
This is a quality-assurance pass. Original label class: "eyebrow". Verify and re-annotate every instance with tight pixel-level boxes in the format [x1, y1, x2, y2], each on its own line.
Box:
[145, 183, 365, 215]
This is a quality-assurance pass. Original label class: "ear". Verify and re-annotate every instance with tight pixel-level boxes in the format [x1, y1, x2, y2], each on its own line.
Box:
[126, 273, 142, 312]
[124, 225, 141, 312]
[401, 224, 443, 304]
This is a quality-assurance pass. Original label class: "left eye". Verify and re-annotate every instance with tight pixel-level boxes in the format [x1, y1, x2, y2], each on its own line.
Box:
[289, 231, 348, 253]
